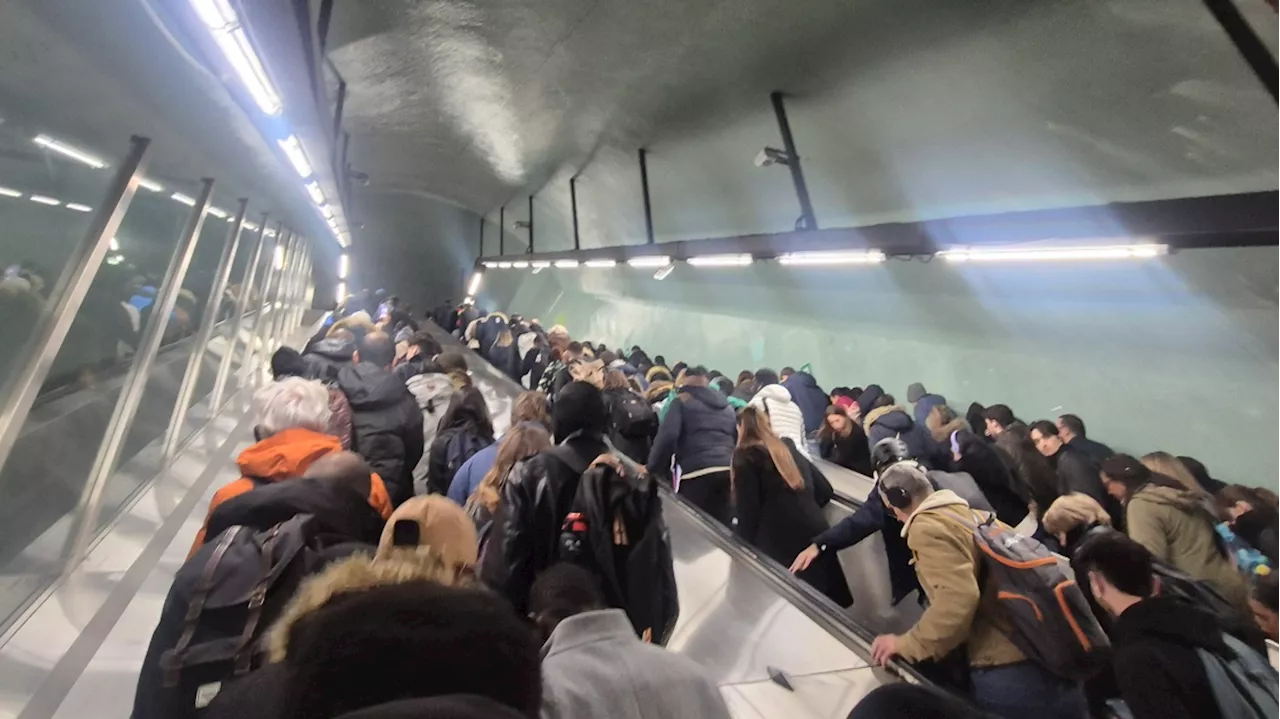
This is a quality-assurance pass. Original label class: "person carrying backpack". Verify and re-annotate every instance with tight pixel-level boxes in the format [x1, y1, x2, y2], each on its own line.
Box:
[1074, 530, 1279, 719]
[602, 370, 657, 464]
[558, 455, 679, 644]
[424, 386, 495, 496]
[867, 462, 1090, 719]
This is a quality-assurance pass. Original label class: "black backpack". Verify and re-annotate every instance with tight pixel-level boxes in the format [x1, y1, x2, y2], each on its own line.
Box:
[559, 463, 679, 644]
[610, 391, 658, 439]
[132, 516, 325, 719]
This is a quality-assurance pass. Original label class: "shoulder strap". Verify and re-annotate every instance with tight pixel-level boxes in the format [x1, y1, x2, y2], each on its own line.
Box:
[161, 526, 243, 686]
[233, 523, 282, 675]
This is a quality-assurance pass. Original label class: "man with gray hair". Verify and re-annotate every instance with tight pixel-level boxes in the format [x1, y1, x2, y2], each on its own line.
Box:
[869, 462, 1087, 719]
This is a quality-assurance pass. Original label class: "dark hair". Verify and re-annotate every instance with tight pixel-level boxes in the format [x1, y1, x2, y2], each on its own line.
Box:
[754, 368, 779, 387]
[1029, 420, 1059, 437]
[653, 355, 666, 366]
[271, 346, 308, 379]
[818, 404, 852, 443]
[439, 387, 494, 440]
[436, 351, 468, 375]
[736, 370, 753, 385]
[406, 330, 441, 358]
[1179, 455, 1223, 494]
[684, 365, 708, 379]
[830, 387, 855, 400]
[1058, 413, 1086, 438]
[781, 366, 796, 376]
[965, 402, 986, 434]
[566, 341, 583, 355]
[1073, 530, 1155, 597]
[359, 331, 396, 368]
[714, 377, 734, 396]
[984, 404, 1016, 428]
[1254, 572, 1278, 613]
[708, 369, 723, 380]
[281, 581, 542, 719]
[872, 394, 894, 409]
[529, 563, 606, 628]
[1100, 454, 1184, 498]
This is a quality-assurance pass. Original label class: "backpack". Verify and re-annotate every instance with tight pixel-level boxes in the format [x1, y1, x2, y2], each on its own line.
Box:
[944, 508, 1109, 681]
[133, 516, 325, 719]
[559, 463, 679, 645]
[611, 391, 658, 439]
[1199, 632, 1280, 719]
[445, 428, 490, 481]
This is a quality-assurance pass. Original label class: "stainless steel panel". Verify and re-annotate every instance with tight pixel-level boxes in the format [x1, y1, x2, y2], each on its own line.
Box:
[721, 667, 891, 719]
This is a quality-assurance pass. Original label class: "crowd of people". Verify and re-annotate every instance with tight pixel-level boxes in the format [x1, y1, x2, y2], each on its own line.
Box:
[129, 294, 1278, 719]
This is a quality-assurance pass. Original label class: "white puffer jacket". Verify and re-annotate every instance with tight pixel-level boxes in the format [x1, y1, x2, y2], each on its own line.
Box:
[748, 384, 809, 456]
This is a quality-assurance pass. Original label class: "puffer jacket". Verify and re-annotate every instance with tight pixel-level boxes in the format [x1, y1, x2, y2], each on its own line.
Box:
[748, 385, 808, 456]
[406, 372, 455, 488]
[912, 393, 947, 428]
[896, 490, 1026, 668]
[1127, 484, 1250, 611]
[646, 385, 737, 478]
[481, 433, 610, 613]
[781, 372, 828, 433]
[338, 363, 425, 506]
[863, 405, 943, 468]
[304, 338, 355, 383]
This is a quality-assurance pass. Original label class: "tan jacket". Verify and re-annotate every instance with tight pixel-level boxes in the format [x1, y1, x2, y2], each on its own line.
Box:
[1127, 485, 1250, 610]
[896, 490, 1026, 668]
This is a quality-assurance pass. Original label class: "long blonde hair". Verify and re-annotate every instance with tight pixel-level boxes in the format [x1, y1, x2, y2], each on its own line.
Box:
[1041, 492, 1112, 536]
[735, 406, 805, 492]
[466, 423, 551, 513]
[1141, 451, 1207, 497]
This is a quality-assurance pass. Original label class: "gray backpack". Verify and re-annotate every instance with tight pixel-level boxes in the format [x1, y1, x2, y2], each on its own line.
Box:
[1199, 632, 1280, 719]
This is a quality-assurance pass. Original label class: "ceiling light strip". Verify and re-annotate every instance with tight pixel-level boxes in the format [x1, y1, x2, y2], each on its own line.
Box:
[941, 244, 1168, 263]
[33, 135, 107, 169]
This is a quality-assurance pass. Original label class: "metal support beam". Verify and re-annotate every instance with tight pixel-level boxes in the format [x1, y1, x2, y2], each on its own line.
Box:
[0, 136, 151, 481]
[770, 91, 818, 231]
[499, 206, 505, 255]
[478, 217, 485, 260]
[331, 78, 347, 161]
[1200, 0, 1277, 102]
[639, 149, 655, 244]
[246, 228, 286, 389]
[161, 198, 249, 463]
[528, 195, 535, 253]
[64, 178, 215, 565]
[570, 177, 580, 251]
[209, 211, 269, 415]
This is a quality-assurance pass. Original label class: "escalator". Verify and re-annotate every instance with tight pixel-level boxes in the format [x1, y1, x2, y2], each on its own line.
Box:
[422, 324, 929, 719]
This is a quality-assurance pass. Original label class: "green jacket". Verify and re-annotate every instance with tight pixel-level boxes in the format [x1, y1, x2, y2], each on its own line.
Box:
[1126, 485, 1250, 611]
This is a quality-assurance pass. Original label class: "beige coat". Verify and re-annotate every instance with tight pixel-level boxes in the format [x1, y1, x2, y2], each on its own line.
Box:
[896, 490, 1026, 668]
[1127, 484, 1250, 610]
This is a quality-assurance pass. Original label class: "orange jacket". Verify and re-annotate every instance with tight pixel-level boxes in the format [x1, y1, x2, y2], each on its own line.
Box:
[189, 428, 392, 556]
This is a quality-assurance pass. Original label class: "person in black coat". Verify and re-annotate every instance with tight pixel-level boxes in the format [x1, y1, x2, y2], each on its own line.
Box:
[1030, 420, 1122, 527]
[481, 381, 611, 613]
[733, 408, 851, 607]
[781, 370, 828, 434]
[304, 332, 356, 383]
[336, 332, 425, 506]
[646, 368, 738, 526]
[950, 429, 1031, 527]
[818, 405, 873, 476]
[424, 386, 495, 496]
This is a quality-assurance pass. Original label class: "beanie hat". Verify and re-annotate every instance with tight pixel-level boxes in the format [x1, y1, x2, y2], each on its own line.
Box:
[754, 368, 780, 387]
[271, 346, 309, 379]
[553, 381, 607, 442]
[377, 496, 478, 570]
[906, 382, 927, 404]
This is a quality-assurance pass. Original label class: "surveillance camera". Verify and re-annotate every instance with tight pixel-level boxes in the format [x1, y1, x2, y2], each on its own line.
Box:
[754, 147, 790, 168]
[754, 149, 774, 168]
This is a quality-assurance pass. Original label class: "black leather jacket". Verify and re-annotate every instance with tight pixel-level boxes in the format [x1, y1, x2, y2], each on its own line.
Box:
[479, 432, 609, 612]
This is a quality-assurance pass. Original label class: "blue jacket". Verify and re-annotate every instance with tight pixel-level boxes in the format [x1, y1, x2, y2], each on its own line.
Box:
[646, 385, 737, 476]
[863, 406, 946, 469]
[446, 441, 498, 505]
[812, 485, 920, 604]
[912, 393, 947, 428]
[782, 372, 828, 434]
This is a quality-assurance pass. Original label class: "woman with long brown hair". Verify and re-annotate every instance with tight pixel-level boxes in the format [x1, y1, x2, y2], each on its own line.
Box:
[817, 405, 873, 476]
[732, 407, 851, 606]
[465, 423, 552, 532]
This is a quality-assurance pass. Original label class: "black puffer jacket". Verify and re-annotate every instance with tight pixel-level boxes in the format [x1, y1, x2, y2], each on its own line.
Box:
[645, 385, 737, 476]
[480, 433, 609, 613]
[337, 363, 425, 506]
[304, 338, 355, 383]
[1048, 443, 1123, 526]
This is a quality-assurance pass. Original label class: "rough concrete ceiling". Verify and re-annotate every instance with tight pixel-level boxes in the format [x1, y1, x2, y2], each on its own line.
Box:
[328, 0, 1276, 249]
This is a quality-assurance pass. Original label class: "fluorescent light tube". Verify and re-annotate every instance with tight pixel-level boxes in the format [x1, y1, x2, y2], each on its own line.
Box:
[33, 135, 107, 169]
[584, 259, 617, 268]
[305, 181, 325, 205]
[687, 253, 752, 267]
[482, 261, 498, 268]
[194, 0, 284, 117]
[319, 204, 333, 219]
[207, 206, 229, 219]
[278, 135, 313, 178]
[137, 177, 164, 192]
[65, 203, 92, 212]
[496, 262, 513, 269]
[338, 254, 348, 279]
[511, 261, 529, 268]
[942, 244, 1169, 263]
[29, 195, 61, 206]
[653, 264, 675, 281]
[554, 260, 580, 268]
[273, 245, 285, 270]
[531, 261, 551, 268]
[777, 250, 885, 265]
[335, 281, 346, 303]
[467, 273, 483, 295]
[244, 221, 259, 231]
[109, 237, 121, 251]
[172, 192, 197, 206]
[0, 186, 23, 198]
[627, 255, 670, 268]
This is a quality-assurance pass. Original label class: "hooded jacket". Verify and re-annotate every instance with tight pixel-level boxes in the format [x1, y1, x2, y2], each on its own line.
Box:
[1110, 596, 1233, 719]
[863, 405, 943, 468]
[540, 609, 732, 719]
[748, 384, 808, 456]
[645, 385, 737, 478]
[895, 490, 1026, 668]
[912, 393, 947, 429]
[1126, 484, 1250, 610]
[303, 338, 355, 383]
[819, 423, 874, 477]
[780, 372, 827, 433]
[188, 429, 392, 555]
[203, 476, 388, 551]
[811, 481, 921, 604]
[406, 372, 456, 486]
[338, 363, 425, 506]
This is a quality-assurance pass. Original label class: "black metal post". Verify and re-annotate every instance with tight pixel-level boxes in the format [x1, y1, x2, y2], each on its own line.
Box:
[478, 217, 484, 260]
[1199, 0, 1277, 102]
[528, 194, 535, 252]
[570, 177, 580, 251]
[317, 0, 335, 55]
[499, 206, 505, 255]
[638, 149, 655, 244]
[331, 79, 346, 173]
[770, 91, 818, 230]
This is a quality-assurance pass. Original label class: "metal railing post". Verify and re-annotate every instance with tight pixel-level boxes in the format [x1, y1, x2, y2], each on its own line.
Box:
[0, 136, 151, 481]
[247, 228, 286, 389]
[160, 198, 249, 463]
[63, 178, 215, 566]
[272, 233, 301, 346]
[209, 211, 269, 414]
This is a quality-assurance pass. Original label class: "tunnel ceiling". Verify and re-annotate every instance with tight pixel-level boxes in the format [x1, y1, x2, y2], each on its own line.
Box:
[327, 0, 1277, 256]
